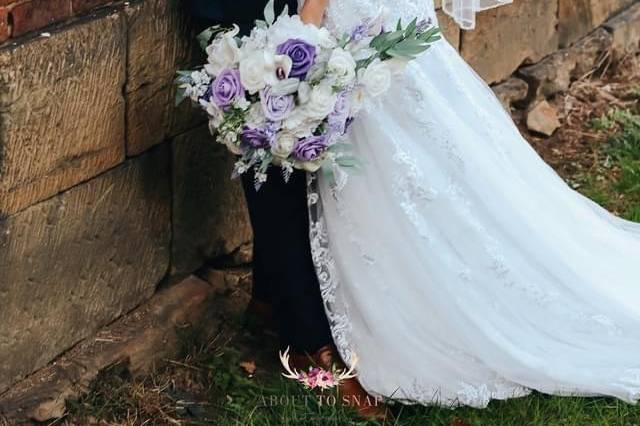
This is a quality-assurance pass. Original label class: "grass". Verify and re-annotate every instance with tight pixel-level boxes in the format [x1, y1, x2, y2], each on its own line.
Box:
[60, 72, 640, 426]
[63, 327, 640, 426]
[581, 107, 640, 220]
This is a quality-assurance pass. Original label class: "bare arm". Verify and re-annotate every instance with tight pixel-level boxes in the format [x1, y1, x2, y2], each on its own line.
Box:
[299, 0, 329, 26]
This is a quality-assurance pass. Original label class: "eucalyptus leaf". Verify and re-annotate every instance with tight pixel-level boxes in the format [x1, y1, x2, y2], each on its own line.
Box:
[404, 18, 418, 38]
[322, 165, 337, 188]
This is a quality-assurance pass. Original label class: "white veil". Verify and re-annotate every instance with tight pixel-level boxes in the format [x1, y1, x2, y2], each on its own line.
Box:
[442, 0, 513, 29]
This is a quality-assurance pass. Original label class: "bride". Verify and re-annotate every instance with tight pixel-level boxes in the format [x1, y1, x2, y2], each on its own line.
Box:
[297, 0, 640, 413]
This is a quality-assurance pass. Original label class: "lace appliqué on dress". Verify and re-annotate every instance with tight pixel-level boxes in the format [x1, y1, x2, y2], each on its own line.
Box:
[307, 174, 358, 367]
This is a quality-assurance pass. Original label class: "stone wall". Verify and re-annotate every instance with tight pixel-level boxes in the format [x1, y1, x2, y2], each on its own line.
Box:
[0, 0, 637, 395]
[0, 0, 251, 394]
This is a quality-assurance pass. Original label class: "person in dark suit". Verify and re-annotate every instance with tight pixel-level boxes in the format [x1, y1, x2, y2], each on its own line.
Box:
[183, 1, 391, 419]
[184, 0, 333, 357]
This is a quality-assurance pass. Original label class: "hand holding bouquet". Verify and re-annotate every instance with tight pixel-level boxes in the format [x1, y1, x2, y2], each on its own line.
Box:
[176, 0, 441, 189]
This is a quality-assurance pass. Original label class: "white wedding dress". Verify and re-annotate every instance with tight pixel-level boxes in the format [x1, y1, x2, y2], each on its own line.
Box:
[303, 0, 640, 408]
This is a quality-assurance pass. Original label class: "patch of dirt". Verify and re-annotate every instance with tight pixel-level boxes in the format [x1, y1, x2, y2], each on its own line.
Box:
[516, 53, 640, 181]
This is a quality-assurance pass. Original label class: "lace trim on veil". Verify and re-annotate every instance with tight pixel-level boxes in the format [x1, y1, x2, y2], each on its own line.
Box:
[443, 0, 513, 30]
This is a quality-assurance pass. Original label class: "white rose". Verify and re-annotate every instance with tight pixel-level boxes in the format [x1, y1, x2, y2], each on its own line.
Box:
[327, 48, 357, 86]
[205, 28, 241, 76]
[305, 83, 338, 120]
[239, 52, 267, 94]
[359, 59, 391, 98]
[283, 109, 320, 138]
[271, 132, 297, 158]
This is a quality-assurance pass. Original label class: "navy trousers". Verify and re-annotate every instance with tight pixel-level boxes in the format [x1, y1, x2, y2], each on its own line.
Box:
[185, 0, 333, 353]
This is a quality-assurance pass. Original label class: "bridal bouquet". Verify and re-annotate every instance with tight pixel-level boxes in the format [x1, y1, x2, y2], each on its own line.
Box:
[176, 0, 440, 188]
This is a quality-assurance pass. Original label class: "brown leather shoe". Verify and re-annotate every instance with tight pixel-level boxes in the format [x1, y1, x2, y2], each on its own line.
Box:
[289, 344, 392, 422]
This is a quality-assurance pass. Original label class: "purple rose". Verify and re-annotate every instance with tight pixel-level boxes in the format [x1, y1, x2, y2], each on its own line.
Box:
[293, 135, 328, 161]
[211, 68, 243, 107]
[276, 39, 316, 79]
[327, 91, 350, 134]
[260, 88, 294, 121]
[240, 126, 270, 148]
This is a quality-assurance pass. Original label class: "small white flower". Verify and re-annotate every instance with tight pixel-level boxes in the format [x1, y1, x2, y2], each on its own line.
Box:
[235, 160, 249, 174]
[256, 172, 268, 183]
[271, 132, 297, 158]
[358, 59, 391, 98]
[190, 69, 211, 86]
[327, 48, 356, 86]
[233, 96, 251, 111]
[184, 83, 208, 102]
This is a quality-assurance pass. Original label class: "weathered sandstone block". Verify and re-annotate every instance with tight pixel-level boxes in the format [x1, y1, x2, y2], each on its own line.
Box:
[0, 146, 171, 393]
[461, 0, 558, 84]
[559, 0, 635, 47]
[604, 2, 640, 57]
[171, 126, 252, 280]
[436, 8, 460, 51]
[527, 100, 561, 136]
[0, 12, 125, 216]
[519, 28, 613, 100]
[125, 0, 201, 156]
[492, 77, 530, 110]
[0, 274, 225, 423]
